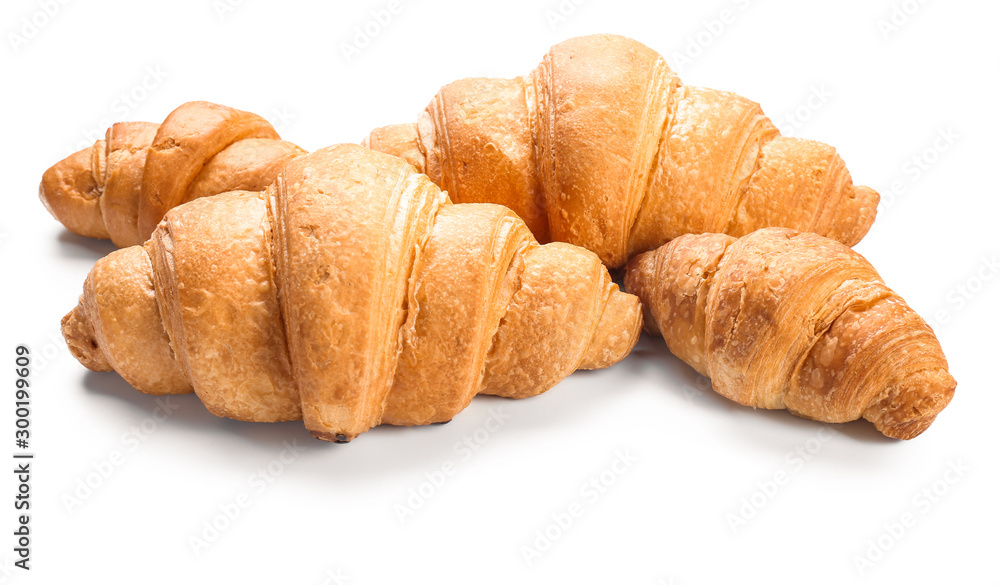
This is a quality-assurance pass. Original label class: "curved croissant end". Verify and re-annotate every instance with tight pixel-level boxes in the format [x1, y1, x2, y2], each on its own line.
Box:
[624, 228, 955, 440]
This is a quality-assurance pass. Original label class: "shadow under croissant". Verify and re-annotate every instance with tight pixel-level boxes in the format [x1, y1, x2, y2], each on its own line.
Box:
[57, 230, 117, 261]
[83, 343, 895, 466]
[80, 365, 630, 454]
[78, 374, 368, 483]
[76, 371, 643, 488]
[80, 370, 491, 481]
[628, 334, 898, 445]
[81, 370, 282, 443]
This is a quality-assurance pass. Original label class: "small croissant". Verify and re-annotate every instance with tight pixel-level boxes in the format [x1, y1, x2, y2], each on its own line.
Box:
[366, 34, 880, 268]
[624, 228, 956, 439]
[62, 144, 642, 442]
[40, 101, 304, 247]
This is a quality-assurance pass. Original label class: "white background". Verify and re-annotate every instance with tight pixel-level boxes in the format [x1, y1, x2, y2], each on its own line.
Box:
[1, 0, 997, 583]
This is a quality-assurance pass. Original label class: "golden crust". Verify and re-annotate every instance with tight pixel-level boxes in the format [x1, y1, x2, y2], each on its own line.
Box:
[39, 144, 109, 239]
[383, 204, 532, 425]
[269, 145, 447, 440]
[361, 123, 426, 173]
[63, 144, 642, 442]
[101, 122, 159, 247]
[146, 191, 298, 420]
[624, 228, 956, 440]
[138, 101, 280, 238]
[73, 246, 190, 394]
[40, 101, 303, 245]
[481, 242, 642, 399]
[182, 138, 304, 205]
[366, 34, 879, 268]
[421, 77, 549, 242]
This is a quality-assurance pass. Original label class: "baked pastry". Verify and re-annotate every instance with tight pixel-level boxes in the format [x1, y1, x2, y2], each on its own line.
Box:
[624, 228, 955, 439]
[365, 34, 879, 267]
[40, 101, 304, 246]
[62, 144, 642, 442]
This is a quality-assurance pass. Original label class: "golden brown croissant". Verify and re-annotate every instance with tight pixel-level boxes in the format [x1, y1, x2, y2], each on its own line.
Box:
[61, 144, 642, 442]
[40, 100, 305, 247]
[623, 228, 955, 439]
[365, 34, 880, 268]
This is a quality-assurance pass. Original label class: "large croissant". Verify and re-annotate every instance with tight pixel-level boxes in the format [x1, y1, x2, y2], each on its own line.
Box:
[62, 144, 642, 442]
[365, 34, 880, 268]
[623, 228, 955, 439]
[40, 101, 305, 247]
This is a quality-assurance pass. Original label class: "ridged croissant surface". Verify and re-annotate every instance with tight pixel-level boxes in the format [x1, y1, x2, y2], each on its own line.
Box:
[365, 34, 879, 268]
[40, 101, 304, 247]
[61, 144, 642, 442]
[624, 228, 955, 439]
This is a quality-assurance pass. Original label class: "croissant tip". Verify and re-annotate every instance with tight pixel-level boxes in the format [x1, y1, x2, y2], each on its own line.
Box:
[844, 185, 880, 246]
[39, 145, 111, 239]
[866, 378, 956, 440]
[61, 305, 111, 372]
[872, 416, 937, 441]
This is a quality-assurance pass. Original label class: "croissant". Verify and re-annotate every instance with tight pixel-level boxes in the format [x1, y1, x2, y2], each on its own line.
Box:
[61, 144, 642, 442]
[623, 228, 955, 439]
[40, 101, 305, 247]
[365, 34, 880, 268]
